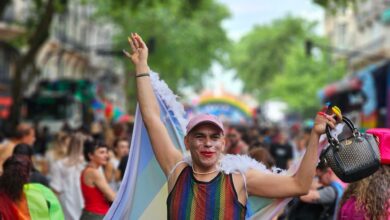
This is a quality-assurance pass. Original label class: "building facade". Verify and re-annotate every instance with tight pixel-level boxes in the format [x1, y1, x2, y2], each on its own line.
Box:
[322, 0, 390, 128]
[325, 0, 390, 71]
[0, 0, 127, 121]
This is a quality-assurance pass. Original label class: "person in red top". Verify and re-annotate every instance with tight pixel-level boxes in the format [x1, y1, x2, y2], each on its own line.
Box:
[80, 140, 116, 220]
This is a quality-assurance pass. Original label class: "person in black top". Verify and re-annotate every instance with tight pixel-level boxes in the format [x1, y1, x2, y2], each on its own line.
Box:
[270, 132, 293, 170]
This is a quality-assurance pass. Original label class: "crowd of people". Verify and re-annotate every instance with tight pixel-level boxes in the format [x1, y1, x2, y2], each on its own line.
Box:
[0, 32, 388, 220]
[0, 121, 132, 220]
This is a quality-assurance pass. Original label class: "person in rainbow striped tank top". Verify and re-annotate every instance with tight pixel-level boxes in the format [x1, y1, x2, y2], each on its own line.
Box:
[123, 33, 339, 220]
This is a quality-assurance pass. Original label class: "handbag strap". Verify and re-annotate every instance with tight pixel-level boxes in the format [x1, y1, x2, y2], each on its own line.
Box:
[325, 116, 358, 149]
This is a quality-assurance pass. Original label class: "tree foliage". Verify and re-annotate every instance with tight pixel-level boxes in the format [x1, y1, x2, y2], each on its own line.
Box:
[94, 0, 231, 91]
[230, 16, 345, 117]
[312, 0, 362, 12]
[268, 41, 345, 116]
[230, 16, 309, 95]
[90, 0, 231, 113]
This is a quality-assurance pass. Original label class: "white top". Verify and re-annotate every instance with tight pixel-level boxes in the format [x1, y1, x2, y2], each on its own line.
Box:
[108, 157, 121, 191]
[50, 158, 85, 220]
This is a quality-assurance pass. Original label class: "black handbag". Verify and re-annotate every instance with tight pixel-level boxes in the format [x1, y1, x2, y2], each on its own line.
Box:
[319, 116, 381, 183]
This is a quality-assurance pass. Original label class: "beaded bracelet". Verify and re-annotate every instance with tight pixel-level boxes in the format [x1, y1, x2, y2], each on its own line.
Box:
[136, 73, 150, 78]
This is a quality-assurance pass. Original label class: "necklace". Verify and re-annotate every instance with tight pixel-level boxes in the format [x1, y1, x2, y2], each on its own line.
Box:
[192, 167, 219, 175]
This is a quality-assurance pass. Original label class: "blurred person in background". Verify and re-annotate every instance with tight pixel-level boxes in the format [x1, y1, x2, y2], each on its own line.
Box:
[285, 165, 344, 220]
[50, 132, 86, 220]
[300, 165, 343, 219]
[0, 154, 64, 219]
[13, 143, 49, 187]
[269, 131, 293, 170]
[90, 122, 104, 142]
[45, 131, 70, 179]
[0, 154, 32, 219]
[0, 123, 36, 175]
[249, 147, 275, 169]
[293, 132, 310, 160]
[338, 165, 390, 220]
[247, 126, 261, 146]
[106, 137, 129, 191]
[225, 127, 249, 155]
[112, 122, 128, 139]
[110, 137, 130, 168]
[33, 125, 51, 156]
[80, 140, 116, 220]
[118, 154, 129, 181]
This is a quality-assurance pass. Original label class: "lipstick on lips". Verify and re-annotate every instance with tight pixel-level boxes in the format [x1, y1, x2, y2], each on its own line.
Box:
[200, 151, 215, 158]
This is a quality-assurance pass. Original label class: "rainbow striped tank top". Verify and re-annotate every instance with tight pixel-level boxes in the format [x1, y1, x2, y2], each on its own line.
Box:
[167, 166, 246, 220]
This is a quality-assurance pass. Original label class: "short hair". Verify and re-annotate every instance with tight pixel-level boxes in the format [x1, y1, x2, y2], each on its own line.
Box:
[13, 143, 33, 158]
[112, 137, 128, 149]
[316, 162, 329, 173]
[83, 139, 108, 162]
[249, 148, 275, 169]
[16, 123, 34, 139]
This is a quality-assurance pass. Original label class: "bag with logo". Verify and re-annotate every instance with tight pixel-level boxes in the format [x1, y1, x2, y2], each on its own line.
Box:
[319, 116, 380, 183]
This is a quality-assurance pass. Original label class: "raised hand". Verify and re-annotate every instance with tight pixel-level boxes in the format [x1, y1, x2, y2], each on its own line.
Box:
[312, 111, 338, 136]
[123, 33, 149, 69]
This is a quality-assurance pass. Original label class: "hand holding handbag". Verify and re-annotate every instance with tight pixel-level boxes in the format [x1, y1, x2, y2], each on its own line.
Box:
[319, 116, 381, 183]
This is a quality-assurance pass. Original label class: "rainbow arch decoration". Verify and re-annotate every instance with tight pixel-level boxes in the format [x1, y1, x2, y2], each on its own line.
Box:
[197, 95, 255, 124]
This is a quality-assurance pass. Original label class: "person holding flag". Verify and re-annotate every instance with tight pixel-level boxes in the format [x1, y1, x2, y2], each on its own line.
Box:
[123, 32, 338, 220]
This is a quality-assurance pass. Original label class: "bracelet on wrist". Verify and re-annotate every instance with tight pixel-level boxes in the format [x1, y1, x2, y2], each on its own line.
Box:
[135, 73, 150, 78]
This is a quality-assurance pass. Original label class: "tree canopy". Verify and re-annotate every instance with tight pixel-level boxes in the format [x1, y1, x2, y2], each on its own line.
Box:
[230, 16, 345, 117]
[94, 0, 231, 92]
[313, 0, 354, 9]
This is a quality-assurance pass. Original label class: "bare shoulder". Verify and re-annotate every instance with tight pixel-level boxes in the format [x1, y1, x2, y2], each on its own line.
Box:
[0, 142, 14, 160]
[83, 168, 102, 183]
[167, 162, 189, 192]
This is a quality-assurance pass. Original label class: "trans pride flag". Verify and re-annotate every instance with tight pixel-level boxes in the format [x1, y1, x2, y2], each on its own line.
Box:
[105, 72, 322, 220]
[104, 72, 188, 220]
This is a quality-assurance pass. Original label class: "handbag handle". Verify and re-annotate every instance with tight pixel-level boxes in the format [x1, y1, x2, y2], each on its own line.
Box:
[325, 116, 359, 149]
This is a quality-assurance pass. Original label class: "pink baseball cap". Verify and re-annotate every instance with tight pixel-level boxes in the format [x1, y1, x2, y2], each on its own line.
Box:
[366, 128, 390, 165]
[186, 114, 224, 135]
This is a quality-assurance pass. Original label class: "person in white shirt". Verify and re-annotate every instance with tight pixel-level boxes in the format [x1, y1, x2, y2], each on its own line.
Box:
[50, 132, 86, 220]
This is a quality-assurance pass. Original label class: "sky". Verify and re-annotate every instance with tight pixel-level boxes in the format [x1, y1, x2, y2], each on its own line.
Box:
[217, 0, 324, 41]
[198, 0, 325, 121]
[202, 0, 325, 96]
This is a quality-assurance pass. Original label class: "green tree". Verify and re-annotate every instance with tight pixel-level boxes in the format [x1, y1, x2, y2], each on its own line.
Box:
[268, 41, 345, 116]
[230, 16, 345, 117]
[230, 16, 309, 96]
[313, 0, 353, 9]
[93, 0, 231, 112]
[313, 0, 363, 12]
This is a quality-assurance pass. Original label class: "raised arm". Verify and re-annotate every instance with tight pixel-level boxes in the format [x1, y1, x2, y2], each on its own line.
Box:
[245, 112, 337, 198]
[91, 169, 116, 202]
[123, 33, 183, 175]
